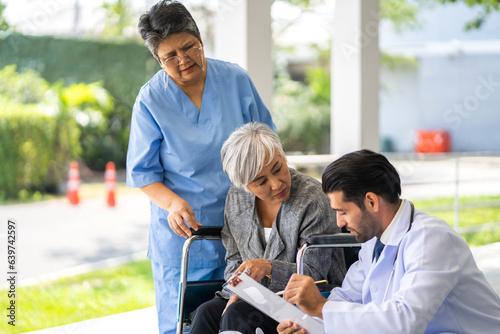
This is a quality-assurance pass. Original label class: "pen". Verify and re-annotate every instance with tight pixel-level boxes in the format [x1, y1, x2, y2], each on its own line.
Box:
[275, 279, 328, 296]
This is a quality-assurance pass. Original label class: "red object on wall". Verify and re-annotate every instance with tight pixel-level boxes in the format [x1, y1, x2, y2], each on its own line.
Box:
[415, 130, 451, 153]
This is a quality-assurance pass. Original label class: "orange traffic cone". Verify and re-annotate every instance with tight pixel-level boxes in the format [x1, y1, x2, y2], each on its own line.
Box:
[105, 161, 117, 207]
[67, 161, 80, 205]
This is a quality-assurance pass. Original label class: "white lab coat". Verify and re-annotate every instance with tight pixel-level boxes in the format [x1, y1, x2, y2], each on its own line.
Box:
[323, 200, 500, 334]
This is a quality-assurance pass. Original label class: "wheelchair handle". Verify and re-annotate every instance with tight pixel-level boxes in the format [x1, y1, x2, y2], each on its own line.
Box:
[306, 233, 358, 246]
[190, 226, 222, 237]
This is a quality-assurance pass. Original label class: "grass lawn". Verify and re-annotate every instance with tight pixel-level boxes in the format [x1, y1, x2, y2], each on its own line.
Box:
[0, 260, 155, 333]
[413, 195, 500, 246]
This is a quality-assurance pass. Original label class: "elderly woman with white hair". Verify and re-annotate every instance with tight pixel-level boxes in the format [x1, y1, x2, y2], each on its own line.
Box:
[189, 122, 346, 334]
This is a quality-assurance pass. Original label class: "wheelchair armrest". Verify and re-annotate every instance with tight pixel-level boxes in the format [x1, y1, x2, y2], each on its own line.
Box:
[306, 233, 357, 246]
[190, 226, 222, 237]
[297, 233, 361, 275]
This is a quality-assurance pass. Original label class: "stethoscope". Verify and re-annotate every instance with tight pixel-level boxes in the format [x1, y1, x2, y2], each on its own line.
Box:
[382, 201, 415, 302]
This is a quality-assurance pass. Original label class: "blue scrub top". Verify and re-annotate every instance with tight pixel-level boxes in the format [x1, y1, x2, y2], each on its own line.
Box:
[126, 58, 275, 268]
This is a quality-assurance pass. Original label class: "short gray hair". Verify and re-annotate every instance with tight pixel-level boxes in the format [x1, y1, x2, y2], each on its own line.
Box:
[138, 0, 201, 58]
[221, 122, 285, 189]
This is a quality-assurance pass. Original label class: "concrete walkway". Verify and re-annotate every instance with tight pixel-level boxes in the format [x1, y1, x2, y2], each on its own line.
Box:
[0, 190, 150, 287]
[471, 242, 500, 296]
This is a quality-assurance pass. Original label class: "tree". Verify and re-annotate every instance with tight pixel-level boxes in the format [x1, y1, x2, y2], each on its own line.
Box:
[436, 0, 500, 30]
[0, 0, 10, 31]
[381, 0, 421, 32]
[99, 0, 141, 42]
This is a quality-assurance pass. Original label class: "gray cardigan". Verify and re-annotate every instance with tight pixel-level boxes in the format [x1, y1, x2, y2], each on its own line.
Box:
[221, 168, 346, 293]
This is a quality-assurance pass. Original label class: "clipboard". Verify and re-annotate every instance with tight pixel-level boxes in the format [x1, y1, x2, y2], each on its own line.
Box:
[223, 272, 325, 334]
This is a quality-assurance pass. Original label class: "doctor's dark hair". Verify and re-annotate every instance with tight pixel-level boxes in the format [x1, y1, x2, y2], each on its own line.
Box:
[221, 122, 285, 190]
[322, 150, 401, 209]
[138, 0, 201, 58]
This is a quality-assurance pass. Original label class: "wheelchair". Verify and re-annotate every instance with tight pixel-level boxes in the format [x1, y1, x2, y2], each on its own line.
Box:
[176, 226, 225, 334]
[176, 226, 361, 334]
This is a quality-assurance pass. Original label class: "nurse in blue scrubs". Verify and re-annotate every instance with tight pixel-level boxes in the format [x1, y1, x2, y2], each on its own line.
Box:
[126, 1, 275, 333]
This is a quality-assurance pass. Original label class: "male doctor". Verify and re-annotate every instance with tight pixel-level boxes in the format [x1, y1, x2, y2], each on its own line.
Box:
[278, 150, 500, 334]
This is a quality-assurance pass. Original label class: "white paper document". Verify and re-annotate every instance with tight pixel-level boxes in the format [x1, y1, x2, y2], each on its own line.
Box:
[224, 272, 325, 334]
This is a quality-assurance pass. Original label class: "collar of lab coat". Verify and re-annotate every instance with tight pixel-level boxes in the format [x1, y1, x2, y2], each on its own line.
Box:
[384, 199, 413, 247]
[380, 200, 405, 244]
[364, 199, 413, 286]
[365, 199, 413, 266]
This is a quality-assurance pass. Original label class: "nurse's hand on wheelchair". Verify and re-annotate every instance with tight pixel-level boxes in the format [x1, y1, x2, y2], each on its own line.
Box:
[166, 197, 202, 238]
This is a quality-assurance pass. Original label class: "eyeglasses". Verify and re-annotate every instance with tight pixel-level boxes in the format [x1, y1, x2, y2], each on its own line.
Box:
[160, 45, 203, 68]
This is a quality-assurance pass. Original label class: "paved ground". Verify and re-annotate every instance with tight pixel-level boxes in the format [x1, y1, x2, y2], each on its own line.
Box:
[0, 190, 151, 287]
[25, 306, 159, 334]
[471, 242, 500, 296]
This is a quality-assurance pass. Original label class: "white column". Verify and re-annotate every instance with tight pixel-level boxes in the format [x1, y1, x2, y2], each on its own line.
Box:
[331, 0, 380, 155]
[214, 0, 273, 110]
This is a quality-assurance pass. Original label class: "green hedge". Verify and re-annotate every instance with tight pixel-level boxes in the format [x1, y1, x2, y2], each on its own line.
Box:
[0, 33, 156, 108]
[0, 33, 159, 169]
[0, 99, 80, 200]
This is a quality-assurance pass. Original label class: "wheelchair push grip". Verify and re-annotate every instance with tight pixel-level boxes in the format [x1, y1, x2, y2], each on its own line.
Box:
[189, 226, 222, 237]
[306, 233, 357, 245]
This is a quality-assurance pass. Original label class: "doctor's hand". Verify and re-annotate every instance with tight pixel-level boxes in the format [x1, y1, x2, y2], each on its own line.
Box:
[277, 321, 308, 334]
[166, 197, 202, 238]
[283, 274, 327, 319]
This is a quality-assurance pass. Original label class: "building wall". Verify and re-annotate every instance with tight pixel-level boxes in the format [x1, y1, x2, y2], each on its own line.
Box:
[379, 2, 500, 153]
[380, 49, 500, 152]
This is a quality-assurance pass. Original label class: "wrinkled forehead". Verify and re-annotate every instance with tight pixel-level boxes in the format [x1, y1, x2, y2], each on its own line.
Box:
[157, 32, 198, 55]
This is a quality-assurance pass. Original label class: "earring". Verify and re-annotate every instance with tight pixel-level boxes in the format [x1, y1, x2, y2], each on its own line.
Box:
[202, 53, 205, 72]
[164, 71, 169, 89]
